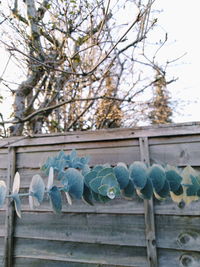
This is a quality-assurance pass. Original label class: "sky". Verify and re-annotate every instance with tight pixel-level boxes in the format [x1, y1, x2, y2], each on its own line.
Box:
[0, 0, 200, 124]
[153, 0, 200, 122]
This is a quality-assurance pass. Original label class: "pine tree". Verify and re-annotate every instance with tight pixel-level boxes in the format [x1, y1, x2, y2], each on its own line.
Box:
[95, 71, 123, 129]
[149, 70, 173, 124]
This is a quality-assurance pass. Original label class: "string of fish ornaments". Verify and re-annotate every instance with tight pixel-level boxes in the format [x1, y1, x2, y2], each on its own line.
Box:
[0, 150, 200, 217]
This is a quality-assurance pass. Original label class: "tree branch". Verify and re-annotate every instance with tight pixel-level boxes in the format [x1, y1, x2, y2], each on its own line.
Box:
[0, 96, 134, 125]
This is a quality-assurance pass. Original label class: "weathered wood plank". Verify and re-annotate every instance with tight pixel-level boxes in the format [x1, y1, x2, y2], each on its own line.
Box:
[0, 149, 8, 154]
[14, 134, 200, 154]
[0, 137, 27, 149]
[0, 238, 5, 267]
[14, 212, 200, 252]
[149, 135, 200, 145]
[4, 147, 16, 267]
[16, 139, 139, 153]
[0, 153, 8, 169]
[19, 198, 200, 216]
[154, 198, 200, 216]
[14, 257, 131, 267]
[15, 212, 146, 247]
[16, 146, 141, 168]
[158, 248, 200, 267]
[0, 169, 7, 182]
[140, 137, 158, 267]
[0, 237, 5, 255]
[149, 142, 200, 166]
[5, 122, 200, 147]
[13, 238, 148, 267]
[16, 191, 200, 216]
[20, 197, 145, 215]
[156, 215, 200, 252]
[0, 211, 6, 237]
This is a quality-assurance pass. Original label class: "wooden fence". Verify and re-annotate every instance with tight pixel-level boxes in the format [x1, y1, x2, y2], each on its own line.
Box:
[0, 122, 200, 267]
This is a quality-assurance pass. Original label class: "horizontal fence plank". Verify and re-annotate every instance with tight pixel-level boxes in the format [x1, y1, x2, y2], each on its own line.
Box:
[14, 212, 200, 253]
[149, 135, 200, 145]
[0, 237, 5, 255]
[0, 170, 7, 182]
[20, 197, 145, 215]
[14, 238, 147, 267]
[17, 194, 200, 216]
[19, 198, 200, 216]
[158, 248, 200, 267]
[0, 149, 8, 155]
[154, 198, 200, 216]
[0, 155, 8, 169]
[16, 146, 141, 169]
[15, 212, 146, 247]
[15, 134, 200, 153]
[0, 238, 5, 267]
[3, 122, 200, 148]
[149, 142, 200, 166]
[16, 139, 139, 153]
[13, 258, 135, 267]
[0, 212, 6, 237]
[156, 215, 200, 252]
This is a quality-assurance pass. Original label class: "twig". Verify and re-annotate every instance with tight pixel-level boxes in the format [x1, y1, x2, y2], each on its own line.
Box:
[0, 54, 12, 83]
[0, 96, 134, 125]
[86, 12, 143, 75]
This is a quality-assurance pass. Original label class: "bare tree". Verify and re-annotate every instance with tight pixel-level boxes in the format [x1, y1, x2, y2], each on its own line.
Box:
[0, 0, 176, 136]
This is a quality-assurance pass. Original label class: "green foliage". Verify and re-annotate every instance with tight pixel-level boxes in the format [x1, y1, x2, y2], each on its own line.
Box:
[84, 170, 98, 187]
[62, 168, 84, 199]
[114, 163, 129, 189]
[149, 164, 166, 193]
[166, 168, 182, 192]
[82, 185, 93, 205]
[41, 149, 90, 180]
[49, 186, 62, 213]
[130, 161, 148, 189]
[122, 179, 135, 198]
[1, 150, 200, 218]
[89, 177, 103, 194]
[29, 175, 45, 209]
[137, 178, 153, 200]
[154, 180, 170, 200]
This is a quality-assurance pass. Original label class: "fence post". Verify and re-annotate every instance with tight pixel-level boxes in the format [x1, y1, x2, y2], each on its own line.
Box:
[139, 137, 158, 267]
[3, 147, 16, 267]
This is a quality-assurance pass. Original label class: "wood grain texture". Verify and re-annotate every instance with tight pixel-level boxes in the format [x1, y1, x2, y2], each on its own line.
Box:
[13, 258, 145, 267]
[149, 142, 200, 166]
[13, 238, 148, 267]
[140, 137, 158, 267]
[19, 197, 145, 215]
[16, 139, 139, 153]
[158, 248, 200, 267]
[16, 146, 140, 169]
[4, 147, 16, 267]
[0, 212, 6, 237]
[18, 196, 200, 216]
[15, 212, 146, 247]
[13, 211, 200, 253]
[4, 121, 200, 148]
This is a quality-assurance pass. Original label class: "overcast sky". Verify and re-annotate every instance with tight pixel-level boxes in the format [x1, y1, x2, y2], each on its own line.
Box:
[0, 0, 200, 124]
